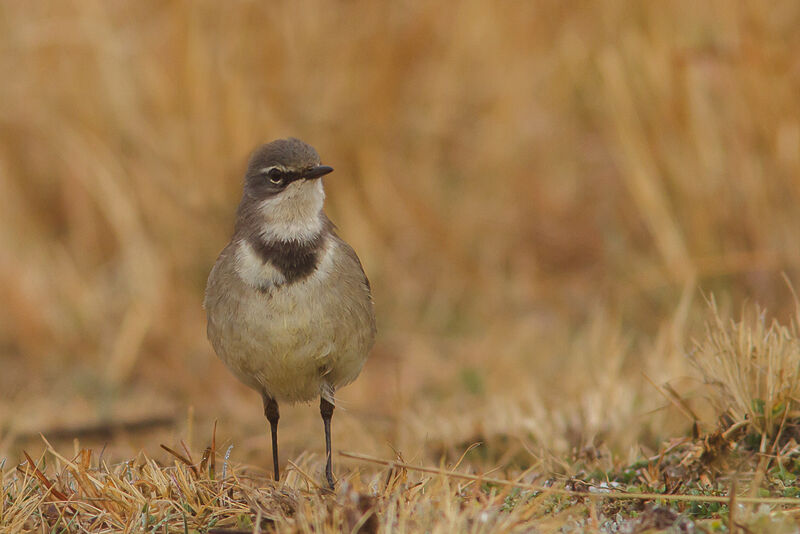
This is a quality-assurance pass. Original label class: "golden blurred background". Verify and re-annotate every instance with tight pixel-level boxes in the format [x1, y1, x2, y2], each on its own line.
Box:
[1, 1, 799, 472]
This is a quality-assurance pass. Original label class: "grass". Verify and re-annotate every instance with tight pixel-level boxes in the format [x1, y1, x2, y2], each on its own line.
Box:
[1, 1, 800, 532]
[6, 303, 800, 532]
[690, 296, 800, 442]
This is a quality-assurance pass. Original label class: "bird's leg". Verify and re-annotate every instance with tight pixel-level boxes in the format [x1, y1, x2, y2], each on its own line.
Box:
[262, 395, 280, 481]
[320, 397, 335, 489]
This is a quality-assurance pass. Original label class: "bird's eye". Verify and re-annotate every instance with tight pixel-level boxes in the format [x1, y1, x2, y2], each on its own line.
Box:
[266, 168, 285, 184]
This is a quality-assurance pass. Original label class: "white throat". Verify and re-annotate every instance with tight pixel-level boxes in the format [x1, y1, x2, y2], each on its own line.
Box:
[258, 179, 325, 242]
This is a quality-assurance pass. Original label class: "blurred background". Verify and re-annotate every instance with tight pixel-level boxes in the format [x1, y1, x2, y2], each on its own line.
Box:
[1, 1, 799, 472]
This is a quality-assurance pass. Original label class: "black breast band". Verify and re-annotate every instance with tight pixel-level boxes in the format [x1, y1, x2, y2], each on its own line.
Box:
[249, 233, 326, 284]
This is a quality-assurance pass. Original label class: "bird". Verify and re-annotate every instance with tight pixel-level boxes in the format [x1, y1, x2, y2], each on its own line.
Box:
[204, 138, 376, 489]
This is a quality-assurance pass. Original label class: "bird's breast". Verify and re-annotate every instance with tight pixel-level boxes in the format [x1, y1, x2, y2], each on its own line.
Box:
[233, 233, 333, 290]
[206, 237, 373, 402]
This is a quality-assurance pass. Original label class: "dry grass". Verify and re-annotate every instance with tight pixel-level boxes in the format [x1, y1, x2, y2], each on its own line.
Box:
[691, 297, 800, 442]
[1, 1, 800, 532]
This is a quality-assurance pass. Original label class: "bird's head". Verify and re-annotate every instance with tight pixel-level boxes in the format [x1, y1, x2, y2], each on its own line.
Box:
[244, 138, 333, 201]
[238, 138, 333, 242]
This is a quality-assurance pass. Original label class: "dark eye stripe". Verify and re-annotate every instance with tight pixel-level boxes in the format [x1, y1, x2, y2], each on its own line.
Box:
[262, 167, 304, 185]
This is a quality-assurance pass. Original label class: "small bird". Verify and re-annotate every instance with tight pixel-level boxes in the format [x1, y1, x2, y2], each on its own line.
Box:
[204, 138, 376, 489]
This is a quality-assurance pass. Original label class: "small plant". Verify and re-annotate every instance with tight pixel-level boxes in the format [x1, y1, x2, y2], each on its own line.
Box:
[690, 298, 800, 443]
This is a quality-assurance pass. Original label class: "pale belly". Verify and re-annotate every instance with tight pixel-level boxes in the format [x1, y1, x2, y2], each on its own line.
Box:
[206, 253, 375, 403]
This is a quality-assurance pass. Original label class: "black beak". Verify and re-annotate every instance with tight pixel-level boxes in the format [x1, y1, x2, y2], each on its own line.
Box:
[305, 165, 334, 180]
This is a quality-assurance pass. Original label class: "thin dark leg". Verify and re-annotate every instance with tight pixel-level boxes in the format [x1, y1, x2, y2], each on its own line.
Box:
[263, 395, 280, 481]
[320, 397, 335, 489]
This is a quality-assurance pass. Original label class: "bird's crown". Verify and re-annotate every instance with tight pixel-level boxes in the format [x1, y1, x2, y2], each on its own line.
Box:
[247, 138, 321, 174]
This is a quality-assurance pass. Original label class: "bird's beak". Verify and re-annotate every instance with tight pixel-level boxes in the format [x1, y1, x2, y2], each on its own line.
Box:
[305, 165, 334, 180]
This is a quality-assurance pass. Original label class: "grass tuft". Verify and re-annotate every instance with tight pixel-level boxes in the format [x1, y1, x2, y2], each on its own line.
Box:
[690, 297, 800, 443]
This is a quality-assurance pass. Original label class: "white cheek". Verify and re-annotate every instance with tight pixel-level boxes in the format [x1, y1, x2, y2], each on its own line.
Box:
[259, 180, 325, 242]
[234, 240, 285, 288]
